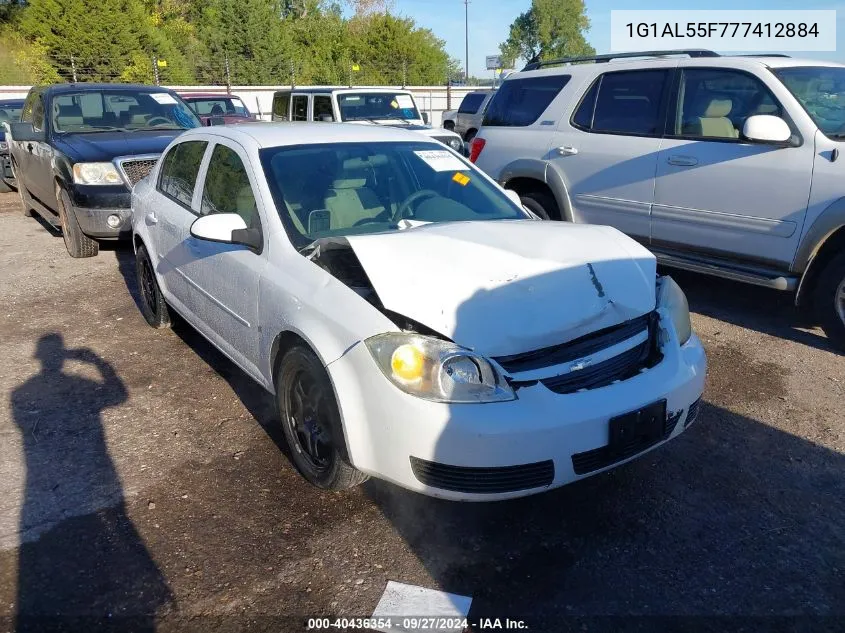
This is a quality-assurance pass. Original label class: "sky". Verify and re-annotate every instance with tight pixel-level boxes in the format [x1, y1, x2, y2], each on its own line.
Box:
[394, 0, 845, 78]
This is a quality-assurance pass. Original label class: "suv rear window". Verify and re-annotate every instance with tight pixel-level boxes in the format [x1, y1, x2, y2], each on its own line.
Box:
[458, 92, 487, 114]
[483, 75, 570, 127]
[572, 70, 668, 136]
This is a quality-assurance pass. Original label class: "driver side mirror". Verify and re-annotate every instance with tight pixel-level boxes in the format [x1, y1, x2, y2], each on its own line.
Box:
[422, 112, 429, 125]
[742, 115, 793, 145]
[9, 122, 46, 142]
[190, 213, 261, 250]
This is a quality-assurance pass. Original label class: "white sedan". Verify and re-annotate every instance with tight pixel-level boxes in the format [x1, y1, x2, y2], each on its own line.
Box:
[131, 123, 706, 501]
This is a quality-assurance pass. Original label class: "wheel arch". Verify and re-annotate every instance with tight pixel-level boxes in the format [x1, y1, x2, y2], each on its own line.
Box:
[795, 224, 845, 307]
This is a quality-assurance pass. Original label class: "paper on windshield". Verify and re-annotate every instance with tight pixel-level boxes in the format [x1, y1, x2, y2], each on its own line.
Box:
[395, 94, 415, 109]
[150, 93, 178, 105]
[414, 150, 467, 172]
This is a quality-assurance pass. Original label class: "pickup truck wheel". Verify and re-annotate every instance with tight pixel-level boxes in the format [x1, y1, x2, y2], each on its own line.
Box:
[443, 120, 455, 131]
[56, 186, 98, 258]
[519, 191, 559, 221]
[276, 345, 368, 491]
[135, 244, 171, 329]
[815, 251, 845, 349]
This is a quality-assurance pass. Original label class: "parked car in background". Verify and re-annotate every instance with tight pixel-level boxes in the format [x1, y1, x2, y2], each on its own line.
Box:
[442, 89, 495, 141]
[271, 87, 465, 153]
[131, 122, 705, 500]
[0, 98, 25, 192]
[8, 83, 200, 258]
[471, 50, 845, 348]
[179, 92, 257, 126]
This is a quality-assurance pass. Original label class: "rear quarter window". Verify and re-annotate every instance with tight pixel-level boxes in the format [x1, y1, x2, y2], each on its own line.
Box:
[458, 92, 487, 114]
[482, 75, 571, 127]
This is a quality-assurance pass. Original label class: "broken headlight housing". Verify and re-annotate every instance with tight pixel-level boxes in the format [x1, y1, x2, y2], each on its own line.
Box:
[657, 276, 691, 345]
[365, 333, 516, 403]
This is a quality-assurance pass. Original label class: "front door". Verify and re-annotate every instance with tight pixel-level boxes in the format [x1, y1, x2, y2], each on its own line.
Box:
[652, 67, 813, 269]
[552, 68, 672, 242]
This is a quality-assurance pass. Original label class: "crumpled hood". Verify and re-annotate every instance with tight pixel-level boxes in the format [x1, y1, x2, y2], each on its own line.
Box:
[53, 129, 186, 163]
[345, 221, 657, 357]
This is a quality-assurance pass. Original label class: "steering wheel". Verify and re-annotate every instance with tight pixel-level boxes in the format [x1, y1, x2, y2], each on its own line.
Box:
[353, 216, 387, 227]
[394, 189, 439, 221]
[146, 116, 171, 126]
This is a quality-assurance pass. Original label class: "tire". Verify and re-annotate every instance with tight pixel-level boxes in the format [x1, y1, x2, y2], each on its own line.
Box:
[135, 244, 171, 329]
[814, 250, 845, 349]
[464, 129, 477, 142]
[56, 185, 98, 258]
[0, 179, 11, 194]
[519, 190, 560, 221]
[276, 345, 368, 491]
[443, 120, 455, 131]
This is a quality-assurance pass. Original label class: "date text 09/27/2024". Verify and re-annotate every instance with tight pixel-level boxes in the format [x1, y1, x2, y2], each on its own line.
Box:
[306, 617, 528, 630]
[625, 22, 820, 39]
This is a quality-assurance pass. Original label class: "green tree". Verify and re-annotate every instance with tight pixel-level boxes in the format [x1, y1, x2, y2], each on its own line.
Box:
[500, 0, 594, 68]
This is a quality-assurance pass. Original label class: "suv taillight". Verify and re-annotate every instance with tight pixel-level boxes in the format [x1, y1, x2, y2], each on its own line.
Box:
[469, 137, 486, 163]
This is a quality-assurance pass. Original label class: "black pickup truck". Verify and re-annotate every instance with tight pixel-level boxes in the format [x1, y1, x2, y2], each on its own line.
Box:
[9, 83, 201, 257]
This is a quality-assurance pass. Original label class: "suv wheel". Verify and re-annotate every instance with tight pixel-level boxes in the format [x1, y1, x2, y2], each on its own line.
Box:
[443, 120, 455, 131]
[814, 250, 845, 348]
[519, 190, 560, 221]
[276, 345, 368, 491]
[56, 185, 98, 258]
[464, 129, 477, 142]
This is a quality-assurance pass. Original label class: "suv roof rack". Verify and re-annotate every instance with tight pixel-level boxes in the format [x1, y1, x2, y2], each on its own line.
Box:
[736, 53, 791, 57]
[522, 49, 719, 71]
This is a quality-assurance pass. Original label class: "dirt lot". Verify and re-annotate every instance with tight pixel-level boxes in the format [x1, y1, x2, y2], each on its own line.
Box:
[0, 190, 843, 632]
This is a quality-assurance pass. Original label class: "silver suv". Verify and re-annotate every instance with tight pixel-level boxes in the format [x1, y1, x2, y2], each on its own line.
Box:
[471, 49, 845, 349]
[442, 89, 495, 141]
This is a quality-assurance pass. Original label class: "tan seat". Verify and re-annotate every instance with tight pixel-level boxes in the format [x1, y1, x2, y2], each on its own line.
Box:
[323, 178, 385, 230]
[683, 97, 738, 139]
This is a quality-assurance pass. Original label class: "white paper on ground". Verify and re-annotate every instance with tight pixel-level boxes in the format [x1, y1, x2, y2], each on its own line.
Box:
[414, 150, 467, 172]
[371, 581, 472, 633]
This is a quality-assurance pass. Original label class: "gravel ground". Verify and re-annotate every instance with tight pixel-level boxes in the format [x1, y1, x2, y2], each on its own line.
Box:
[0, 190, 843, 632]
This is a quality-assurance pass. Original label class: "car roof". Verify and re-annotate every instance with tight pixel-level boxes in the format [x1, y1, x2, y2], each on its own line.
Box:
[179, 93, 238, 99]
[275, 87, 414, 95]
[178, 122, 445, 149]
[41, 83, 173, 95]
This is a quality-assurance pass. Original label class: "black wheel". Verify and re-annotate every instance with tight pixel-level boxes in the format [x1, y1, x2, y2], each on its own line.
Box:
[519, 190, 560, 221]
[56, 185, 98, 257]
[135, 244, 171, 329]
[276, 345, 368, 491]
[814, 250, 845, 349]
[443, 120, 455, 131]
[464, 129, 477, 142]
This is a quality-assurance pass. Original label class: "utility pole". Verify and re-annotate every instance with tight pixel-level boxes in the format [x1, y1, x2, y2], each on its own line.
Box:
[402, 59, 407, 88]
[70, 55, 78, 83]
[152, 56, 160, 86]
[224, 53, 232, 94]
[464, 0, 469, 83]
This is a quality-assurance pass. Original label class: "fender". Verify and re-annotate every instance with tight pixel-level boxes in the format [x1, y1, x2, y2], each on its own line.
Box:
[498, 157, 574, 221]
[793, 197, 845, 305]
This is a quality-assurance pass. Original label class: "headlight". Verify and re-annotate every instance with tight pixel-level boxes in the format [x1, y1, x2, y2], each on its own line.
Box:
[72, 162, 123, 185]
[447, 137, 463, 151]
[657, 276, 691, 345]
[365, 333, 515, 403]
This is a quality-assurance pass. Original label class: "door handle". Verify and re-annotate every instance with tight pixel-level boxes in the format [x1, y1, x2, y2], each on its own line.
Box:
[667, 155, 698, 166]
[556, 146, 579, 156]
[145, 211, 158, 225]
[26, 143, 33, 153]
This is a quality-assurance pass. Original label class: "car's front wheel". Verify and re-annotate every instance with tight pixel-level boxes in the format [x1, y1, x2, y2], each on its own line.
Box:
[135, 244, 171, 329]
[56, 185, 98, 258]
[815, 250, 845, 349]
[276, 345, 368, 491]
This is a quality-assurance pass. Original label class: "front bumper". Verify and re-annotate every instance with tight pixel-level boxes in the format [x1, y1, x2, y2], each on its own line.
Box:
[327, 315, 707, 501]
[67, 185, 132, 239]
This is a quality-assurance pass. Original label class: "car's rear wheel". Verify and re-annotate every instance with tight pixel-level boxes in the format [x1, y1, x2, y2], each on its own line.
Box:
[464, 129, 477, 142]
[814, 250, 845, 349]
[135, 244, 171, 329]
[276, 345, 368, 491]
[519, 190, 559, 221]
[56, 185, 98, 258]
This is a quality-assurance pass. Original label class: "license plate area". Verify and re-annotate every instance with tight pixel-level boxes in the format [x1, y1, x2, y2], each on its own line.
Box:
[608, 399, 667, 456]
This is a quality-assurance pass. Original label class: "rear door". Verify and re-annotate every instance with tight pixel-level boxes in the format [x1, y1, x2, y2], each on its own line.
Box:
[26, 91, 54, 206]
[550, 68, 672, 242]
[652, 66, 813, 268]
[12, 91, 38, 195]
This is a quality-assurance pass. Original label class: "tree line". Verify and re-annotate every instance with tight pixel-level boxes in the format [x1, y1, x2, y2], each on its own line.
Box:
[0, 0, 461, 86]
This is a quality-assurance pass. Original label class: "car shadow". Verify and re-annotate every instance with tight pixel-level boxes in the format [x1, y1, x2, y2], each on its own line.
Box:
[667, 268, 839, 355]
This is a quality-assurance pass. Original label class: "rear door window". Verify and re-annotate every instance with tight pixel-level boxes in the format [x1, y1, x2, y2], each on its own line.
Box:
[483, 75, 571, 127]
[292, 95, 308, 122]
[312, 95, 334, 121]
[273, 92, 290, 120]
[458, 93, 487, 114]
[573, 70, 669, 136]
[158, 140, 208, 209]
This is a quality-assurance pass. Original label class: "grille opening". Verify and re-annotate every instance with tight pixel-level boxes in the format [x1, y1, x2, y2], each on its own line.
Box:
[410, 457, 554, 493]
[120, 159, 158, 186]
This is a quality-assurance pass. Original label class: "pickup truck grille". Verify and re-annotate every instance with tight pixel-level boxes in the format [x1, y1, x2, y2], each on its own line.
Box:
[117, 157, 159, 186]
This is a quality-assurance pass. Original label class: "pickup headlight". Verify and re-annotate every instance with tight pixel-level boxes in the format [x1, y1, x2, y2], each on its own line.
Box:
[447, 137, 463, 152]
[657, 276, 691, 345]
[365, 333, 515, 403]
[72, 162, 123, 185]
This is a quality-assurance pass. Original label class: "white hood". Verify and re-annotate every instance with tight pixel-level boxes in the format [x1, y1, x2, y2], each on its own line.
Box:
[345, 221, 657, 357]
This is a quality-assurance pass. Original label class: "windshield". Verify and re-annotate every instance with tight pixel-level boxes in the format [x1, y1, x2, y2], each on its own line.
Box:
[260, 141, 527, 248]
[774, 67, 845, 138]
[0, 103, 23, 124]
[51, 90, 201, 133]
[185, 97, 250, 117]
[338, 93, 421, 122]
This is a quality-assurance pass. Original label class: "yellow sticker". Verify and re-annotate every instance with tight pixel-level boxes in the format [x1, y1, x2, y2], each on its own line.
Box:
[390, 100, 399, 109]
[452, 172, 470, 186]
